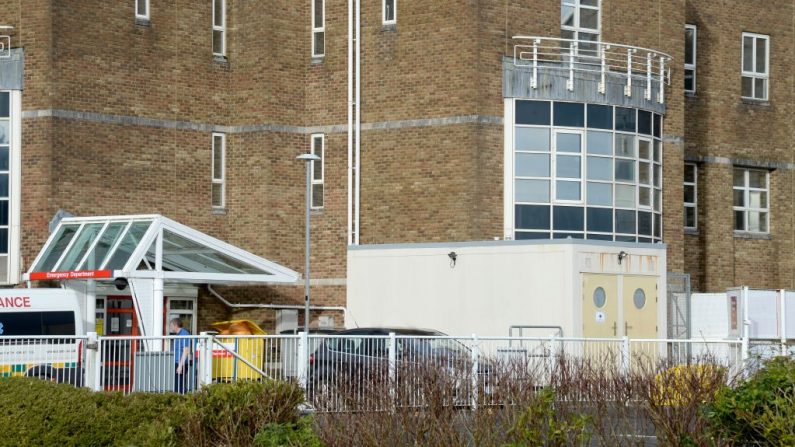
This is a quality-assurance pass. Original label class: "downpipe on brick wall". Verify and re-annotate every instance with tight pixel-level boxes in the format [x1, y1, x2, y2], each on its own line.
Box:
[347, 0, 361, 246]
[206, 285, 355, 327]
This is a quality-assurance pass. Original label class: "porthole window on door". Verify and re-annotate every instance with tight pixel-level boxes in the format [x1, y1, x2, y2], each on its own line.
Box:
[593, 287, 606, 308]
[633, 288, 646, 309]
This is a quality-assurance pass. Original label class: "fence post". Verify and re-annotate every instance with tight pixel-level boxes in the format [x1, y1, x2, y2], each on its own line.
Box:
[470, 334, 479, 411]
[85, 332, 102, 391]
[297, 331, 309, 390]
[197, 332, 213, 389]
[741, 286, 750, 372]
[620, 336, 630, 375]
[388, 332, 397, 405]
[780, 289, 787, 357]
[546, 334, 557, 383]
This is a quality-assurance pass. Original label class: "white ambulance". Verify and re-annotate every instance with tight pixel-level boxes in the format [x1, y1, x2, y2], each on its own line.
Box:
[0, 288, 84, 384]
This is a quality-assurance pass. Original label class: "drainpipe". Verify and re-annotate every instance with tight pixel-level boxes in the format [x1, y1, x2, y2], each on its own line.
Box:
[347, 0, 354, 245]
[354, 0, 361, 245]
[206, 285, 354, 327]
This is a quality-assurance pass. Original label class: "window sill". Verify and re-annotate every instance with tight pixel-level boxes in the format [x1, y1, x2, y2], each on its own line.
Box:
[733, 231, 771, 240]
[311, 56, 325, 65]
[684, 228, 699, 236]
[211, 208, 227, 215]
[741, 98, 770, 106]
[685, 91, 697, 99]
[310, 208, 324, 214]
[381, 23, 397, 32]
[135, 18, 151, 27]
[213, 55, 229, 65]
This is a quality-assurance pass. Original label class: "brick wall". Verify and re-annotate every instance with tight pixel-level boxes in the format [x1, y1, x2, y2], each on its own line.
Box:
[8, 0, 794, 331]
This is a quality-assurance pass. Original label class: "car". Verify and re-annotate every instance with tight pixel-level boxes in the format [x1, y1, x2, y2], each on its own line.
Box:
[308, 327, 491, 402]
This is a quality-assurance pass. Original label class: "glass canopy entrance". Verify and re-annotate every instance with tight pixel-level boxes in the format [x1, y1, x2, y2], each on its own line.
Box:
[24, 215, 299, 337]
[25, 214, 299, 284]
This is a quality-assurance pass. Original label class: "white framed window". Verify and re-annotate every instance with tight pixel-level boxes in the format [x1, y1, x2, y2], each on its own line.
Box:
[383, 0, 396, 25]
[553, 130, 584, 203]
[211, 133, 226, 208]
[741, 32, 769, 100]
[136, 0, 150, 20]
[311, 134, 324, 209]
[212, 0, 226, 56]
[684, 163, 697, 229]
[560, 0, 600, 55]
[685, 25, 697, 93]
[312, 0, 325, 57]
[733, 167, 769, 233]
[0, 91, 20, 285]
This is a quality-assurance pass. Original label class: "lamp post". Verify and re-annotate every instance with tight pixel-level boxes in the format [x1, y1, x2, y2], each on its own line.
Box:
[297, 153, 321, 333]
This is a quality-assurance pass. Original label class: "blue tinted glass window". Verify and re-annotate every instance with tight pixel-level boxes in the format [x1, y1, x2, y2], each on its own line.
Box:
[638, 111, 652, 135]
[554, 102, 585, 127]
[0, 228, 8, 253]
[554, 233, 584, 239]
[587, 207, 613, 232]
[515, 205, 550, 230]
[653, 114, 661, 138]
[587, 104, 612, 129]
[553, 206, 584, 231]
[638, 211, 652, 235]
[516, 101, 550, 125]
[516, 231, 550, 240]
[616, 235, 637, 242]
[0, 147, 7, 171]
[0, 174, 8, 198]
[654, 214, 661, 238]
[587, 234, 613, 241]
[0, 92, 8, 118]
[615, 210, 636, 234]
[615, 108, 636, 132]
[0, 201, 7, 226]
[638, 237, 652, 243]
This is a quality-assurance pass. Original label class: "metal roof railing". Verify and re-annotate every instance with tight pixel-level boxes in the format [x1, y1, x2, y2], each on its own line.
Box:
[513, 36, 673, 104]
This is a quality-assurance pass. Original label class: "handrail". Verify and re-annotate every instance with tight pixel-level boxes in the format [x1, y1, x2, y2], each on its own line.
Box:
[512, 36, 673, 104]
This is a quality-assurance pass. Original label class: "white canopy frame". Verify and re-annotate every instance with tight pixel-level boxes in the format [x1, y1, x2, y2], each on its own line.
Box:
[25, 214, 300, 337]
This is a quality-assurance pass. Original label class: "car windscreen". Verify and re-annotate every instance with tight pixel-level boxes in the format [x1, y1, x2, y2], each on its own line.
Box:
[0, 311, 76, 336]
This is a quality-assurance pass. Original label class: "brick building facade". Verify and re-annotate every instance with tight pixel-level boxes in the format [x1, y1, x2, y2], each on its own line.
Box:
[0, 0, 791, 332]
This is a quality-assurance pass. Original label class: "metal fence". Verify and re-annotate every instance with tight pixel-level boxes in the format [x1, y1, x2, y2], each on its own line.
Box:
[0, 333, 782, 410]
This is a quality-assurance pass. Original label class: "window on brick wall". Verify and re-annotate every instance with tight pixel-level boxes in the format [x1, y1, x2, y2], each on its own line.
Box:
[0, 91, 20, 285]
[212, 0, 226, 56]
[383, 0, 396, 25]
[560, 0, 599, 56]
[733, 167, 769, 233]
[312, 0, 325, 57]
[685, 25, 697, 93]
[741, 33, 769, 100]
[136, 0, 150, 20]
[684, 163, 697, 229]
[311, 134, 324, 209]
[212, 133, 226, 208]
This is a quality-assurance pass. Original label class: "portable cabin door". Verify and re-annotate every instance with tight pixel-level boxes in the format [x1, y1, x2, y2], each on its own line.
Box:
[582, 274, 619, 337]
[622, 275, 657, 338]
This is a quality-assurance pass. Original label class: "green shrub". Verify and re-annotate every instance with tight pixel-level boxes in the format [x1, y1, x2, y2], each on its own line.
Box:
[0, 378, 308, 447]
[504, 388, 592, 447]
[182, 380, 306, 447]
[0, 377, 187, 447]
[254, 417, 323, 447]
[708, 356, 795, 445]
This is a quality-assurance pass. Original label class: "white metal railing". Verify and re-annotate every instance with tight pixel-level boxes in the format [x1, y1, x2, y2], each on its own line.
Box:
[0, 333, 784, 410]
[512, 36, 672, 104]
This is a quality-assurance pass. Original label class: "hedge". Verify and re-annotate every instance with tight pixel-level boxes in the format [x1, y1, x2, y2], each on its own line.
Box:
[0, 378, 316, 447]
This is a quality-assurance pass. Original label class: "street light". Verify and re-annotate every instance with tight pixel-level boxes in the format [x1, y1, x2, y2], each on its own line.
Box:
[297, 153, 321, 334]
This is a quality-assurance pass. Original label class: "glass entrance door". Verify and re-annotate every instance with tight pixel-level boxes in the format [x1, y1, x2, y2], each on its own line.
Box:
[103, 296, 138, 391]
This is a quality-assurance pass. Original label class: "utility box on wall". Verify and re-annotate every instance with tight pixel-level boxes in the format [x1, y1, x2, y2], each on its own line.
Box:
[347, 240, 667, 338]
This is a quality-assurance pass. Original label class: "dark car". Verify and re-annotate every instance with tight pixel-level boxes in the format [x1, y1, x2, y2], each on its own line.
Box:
[308, 327, 491, 400]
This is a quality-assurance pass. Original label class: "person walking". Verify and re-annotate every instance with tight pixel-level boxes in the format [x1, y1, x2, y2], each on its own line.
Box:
[169, 318, 192, 394]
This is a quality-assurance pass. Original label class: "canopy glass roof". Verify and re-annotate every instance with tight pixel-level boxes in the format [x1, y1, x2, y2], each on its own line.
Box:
[27, 215, 299, 284]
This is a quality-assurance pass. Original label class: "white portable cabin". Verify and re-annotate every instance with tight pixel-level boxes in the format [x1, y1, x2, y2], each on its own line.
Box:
[347, 239, 667, 338]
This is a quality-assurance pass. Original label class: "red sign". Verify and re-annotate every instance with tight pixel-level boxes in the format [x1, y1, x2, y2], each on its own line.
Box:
[0, 296, 31, 308]
[28, 270, 113, 281]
